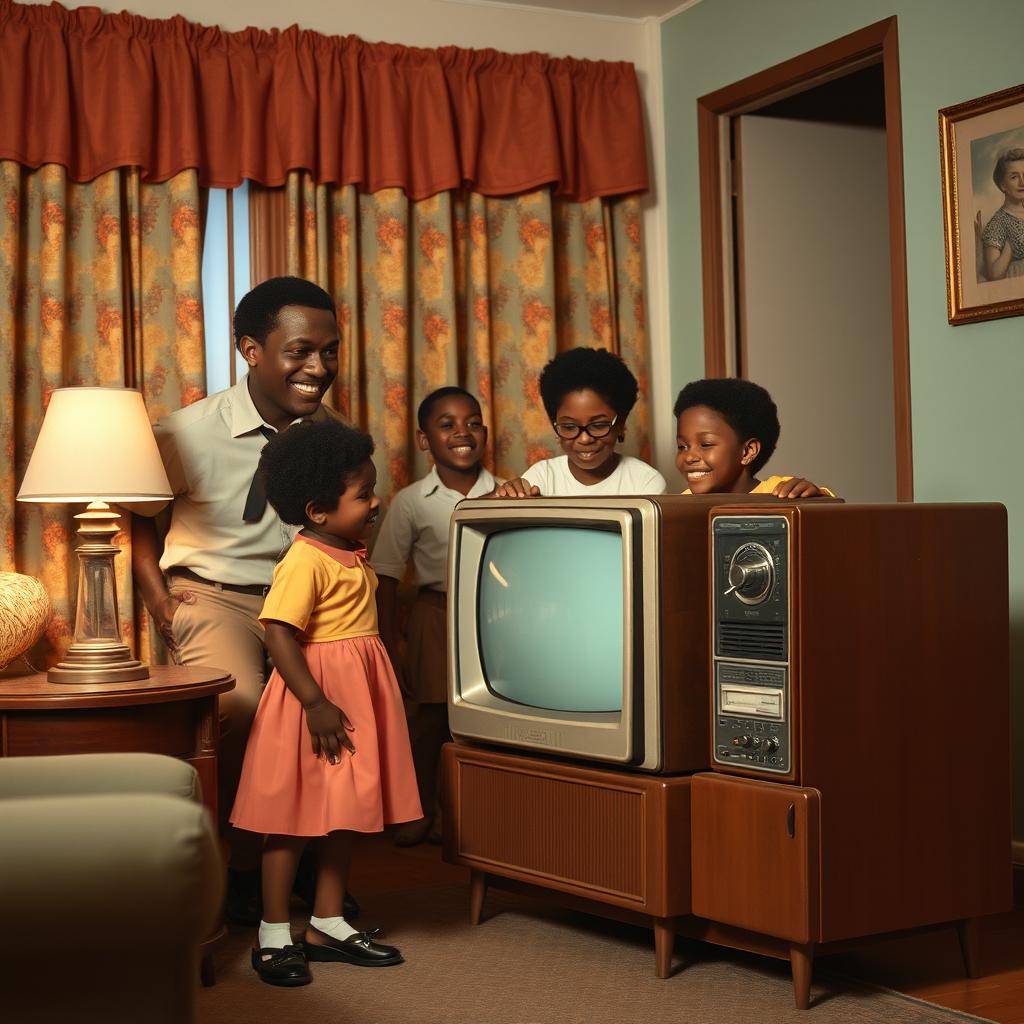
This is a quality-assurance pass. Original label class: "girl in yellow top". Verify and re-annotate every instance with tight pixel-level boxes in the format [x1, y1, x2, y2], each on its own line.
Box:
[674, 379, 833, 497]
[231, 420, 420, 987]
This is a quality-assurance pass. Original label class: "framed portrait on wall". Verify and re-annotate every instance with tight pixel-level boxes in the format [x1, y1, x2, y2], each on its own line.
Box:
[939, 82, 1024, 325]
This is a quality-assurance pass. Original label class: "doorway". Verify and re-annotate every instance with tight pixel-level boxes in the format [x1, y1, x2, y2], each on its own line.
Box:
[696, 18, 912, 500]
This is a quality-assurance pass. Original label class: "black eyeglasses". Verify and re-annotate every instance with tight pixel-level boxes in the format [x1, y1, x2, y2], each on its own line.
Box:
[552, 415, 618, 440]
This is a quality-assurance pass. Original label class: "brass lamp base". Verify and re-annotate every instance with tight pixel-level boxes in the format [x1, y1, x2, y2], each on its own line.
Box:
[48, 642, 149, 685]
[49, 501, 151, 685]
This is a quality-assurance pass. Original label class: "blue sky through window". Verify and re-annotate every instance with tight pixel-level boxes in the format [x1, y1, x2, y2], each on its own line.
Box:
[201, 182, 250, 395]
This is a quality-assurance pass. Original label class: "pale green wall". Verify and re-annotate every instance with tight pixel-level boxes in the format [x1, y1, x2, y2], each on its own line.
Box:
[662, 0, 1024, 842]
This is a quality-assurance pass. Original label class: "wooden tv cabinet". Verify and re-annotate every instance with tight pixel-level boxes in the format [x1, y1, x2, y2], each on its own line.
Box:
[696, 502, 1013, 1008]
[441, 742, 692, 978]
[684, 770, 1009, 1009]
[442, 504, 1013, 1009]
[442, 745, 1009, 1008]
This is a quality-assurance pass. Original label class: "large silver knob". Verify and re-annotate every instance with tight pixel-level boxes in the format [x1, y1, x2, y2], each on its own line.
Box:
[725, 542, 775, 605]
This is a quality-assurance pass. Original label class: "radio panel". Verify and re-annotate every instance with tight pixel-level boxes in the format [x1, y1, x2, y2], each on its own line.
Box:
[712, 516, 791, 776]
[713, 662, 789, 773]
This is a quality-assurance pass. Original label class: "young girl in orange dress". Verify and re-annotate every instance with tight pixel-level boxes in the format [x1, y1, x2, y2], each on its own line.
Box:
[231, 419, 421, 987]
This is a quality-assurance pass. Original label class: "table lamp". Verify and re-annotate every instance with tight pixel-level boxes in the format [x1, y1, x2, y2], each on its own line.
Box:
[16, 387, 172, 684]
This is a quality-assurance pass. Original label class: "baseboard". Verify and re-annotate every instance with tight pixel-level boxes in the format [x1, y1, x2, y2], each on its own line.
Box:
[1013, 841, 1024, 909]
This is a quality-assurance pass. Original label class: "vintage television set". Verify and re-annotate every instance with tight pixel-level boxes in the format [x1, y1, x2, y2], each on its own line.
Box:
[447, 493, 767, 775]
[444, 497, 1014, 1001]
[687, 501, 1012, 1008]
[443, 492, 770, 976]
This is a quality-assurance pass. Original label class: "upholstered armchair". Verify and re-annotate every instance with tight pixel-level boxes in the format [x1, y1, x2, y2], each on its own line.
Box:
[0, 753, 223, 1024]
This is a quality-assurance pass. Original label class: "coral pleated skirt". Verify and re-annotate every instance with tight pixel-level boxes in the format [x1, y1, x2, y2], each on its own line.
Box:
[230, 634, 422, 837]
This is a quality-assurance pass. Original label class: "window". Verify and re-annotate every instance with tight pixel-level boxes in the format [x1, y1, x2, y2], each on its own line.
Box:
[201, 183, 251, 394]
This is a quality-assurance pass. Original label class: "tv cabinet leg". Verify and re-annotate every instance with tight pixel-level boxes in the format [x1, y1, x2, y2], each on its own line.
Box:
[956, 918, 981, 978]
[653, 916, 676, 978]
[470, 870, 488, 925]
[789, 942, 815, 1010]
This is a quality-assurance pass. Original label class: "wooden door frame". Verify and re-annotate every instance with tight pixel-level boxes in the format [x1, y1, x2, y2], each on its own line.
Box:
[697, 17, 913, 500]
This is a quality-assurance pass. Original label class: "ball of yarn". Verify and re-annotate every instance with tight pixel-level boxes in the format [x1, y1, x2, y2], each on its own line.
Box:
[0, 571, 52, 669]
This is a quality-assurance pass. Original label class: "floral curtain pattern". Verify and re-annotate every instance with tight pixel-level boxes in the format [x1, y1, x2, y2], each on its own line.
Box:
[277, 173, 649, 503]
[0, 161, 204, 668]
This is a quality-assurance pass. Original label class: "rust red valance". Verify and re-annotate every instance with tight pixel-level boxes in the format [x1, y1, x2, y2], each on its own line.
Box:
[0, 0, 649, 200]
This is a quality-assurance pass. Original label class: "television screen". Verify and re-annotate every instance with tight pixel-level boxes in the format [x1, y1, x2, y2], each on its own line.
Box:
[478, 527, 623, 713]
[449, 495, 738, 772]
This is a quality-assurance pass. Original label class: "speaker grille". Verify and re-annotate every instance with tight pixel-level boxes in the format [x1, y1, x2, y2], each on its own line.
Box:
[718, 620, 786, 660]
[457, 762, 645, 901]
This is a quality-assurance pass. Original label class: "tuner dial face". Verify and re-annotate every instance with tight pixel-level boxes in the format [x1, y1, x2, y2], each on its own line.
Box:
[726, 542, 775, 605]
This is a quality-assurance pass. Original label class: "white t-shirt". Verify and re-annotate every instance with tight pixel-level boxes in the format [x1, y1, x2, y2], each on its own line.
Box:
[370, 465, 498, 591]
[521, 455, 667, 496]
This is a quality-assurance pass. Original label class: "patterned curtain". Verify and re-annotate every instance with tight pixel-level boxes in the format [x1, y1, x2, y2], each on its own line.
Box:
[0, 162, 205, 668]
[277, 173, 650, 502]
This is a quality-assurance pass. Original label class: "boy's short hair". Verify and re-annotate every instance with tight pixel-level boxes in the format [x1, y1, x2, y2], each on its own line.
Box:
[417, 386, 482, 431]
[261, 419, 374, 526]
[673, 378, 780, 474]
[538, 347, 639, 421]
[233, 276, 336, 351]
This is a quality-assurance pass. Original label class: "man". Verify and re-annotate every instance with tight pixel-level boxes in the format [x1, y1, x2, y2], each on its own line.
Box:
[132, 275, 355, 924]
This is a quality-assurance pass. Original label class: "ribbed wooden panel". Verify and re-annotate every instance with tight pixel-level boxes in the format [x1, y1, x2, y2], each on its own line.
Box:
[458, 761, 646, 901]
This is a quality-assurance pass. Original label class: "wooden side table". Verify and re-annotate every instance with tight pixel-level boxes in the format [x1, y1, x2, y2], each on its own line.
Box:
[0, 664, 235, 985]
[0, 664, 233, 823]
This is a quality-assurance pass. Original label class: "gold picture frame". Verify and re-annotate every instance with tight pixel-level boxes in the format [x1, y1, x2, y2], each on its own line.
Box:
[939, 82, 1024, 325]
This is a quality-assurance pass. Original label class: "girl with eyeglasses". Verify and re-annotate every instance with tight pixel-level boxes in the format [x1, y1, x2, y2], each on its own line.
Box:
[494, 347, 667, 497]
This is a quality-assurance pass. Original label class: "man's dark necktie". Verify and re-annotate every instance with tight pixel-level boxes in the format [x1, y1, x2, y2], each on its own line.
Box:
[242, 425, 277, 522]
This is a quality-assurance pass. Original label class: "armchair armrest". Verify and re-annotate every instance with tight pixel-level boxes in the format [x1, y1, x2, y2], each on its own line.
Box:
[1, 791, 223, 1024]
[0, 752, 201, 802]
[0, 793, 222, 945]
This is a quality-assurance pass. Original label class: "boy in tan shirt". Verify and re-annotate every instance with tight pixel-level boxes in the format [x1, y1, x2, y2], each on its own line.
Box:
[372, 386, 496, 845]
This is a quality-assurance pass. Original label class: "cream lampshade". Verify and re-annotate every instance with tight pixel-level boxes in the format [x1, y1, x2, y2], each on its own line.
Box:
[17, 387, 172, 684]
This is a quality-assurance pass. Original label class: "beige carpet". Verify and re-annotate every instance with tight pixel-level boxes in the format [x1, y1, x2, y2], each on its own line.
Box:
[197, 884, 994, 1024]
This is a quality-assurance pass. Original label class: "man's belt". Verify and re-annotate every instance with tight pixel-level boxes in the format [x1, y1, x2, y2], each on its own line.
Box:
[167, 567, 271, 598]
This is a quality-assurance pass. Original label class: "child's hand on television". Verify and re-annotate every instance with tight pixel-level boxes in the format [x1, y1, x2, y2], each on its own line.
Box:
[305, 698, 356, 763]
[493, 478, 541, 498]
[771, 477, 829, 498]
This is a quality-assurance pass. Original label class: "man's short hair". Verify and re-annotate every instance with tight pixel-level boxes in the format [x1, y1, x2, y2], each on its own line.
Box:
[233, 277, 336, 351]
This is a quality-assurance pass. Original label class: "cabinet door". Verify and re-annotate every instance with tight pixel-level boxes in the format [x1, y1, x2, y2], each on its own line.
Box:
[691, 773, 820, 943]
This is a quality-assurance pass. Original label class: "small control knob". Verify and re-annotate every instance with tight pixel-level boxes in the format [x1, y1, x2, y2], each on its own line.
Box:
[732, 735, 752, 748]
[725, 542, 775, 605]
[764, 737, 780, 754]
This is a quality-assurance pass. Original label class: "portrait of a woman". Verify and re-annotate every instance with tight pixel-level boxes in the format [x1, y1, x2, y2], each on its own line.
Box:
[977, 147, 1024, 281]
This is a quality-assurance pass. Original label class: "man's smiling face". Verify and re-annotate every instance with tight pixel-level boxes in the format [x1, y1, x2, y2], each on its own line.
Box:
[242, 305, 339, 431]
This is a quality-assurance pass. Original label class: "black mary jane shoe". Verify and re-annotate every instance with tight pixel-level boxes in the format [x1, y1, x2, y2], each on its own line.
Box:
[302, 926, 403, 967]
[251, 944, 312, 986]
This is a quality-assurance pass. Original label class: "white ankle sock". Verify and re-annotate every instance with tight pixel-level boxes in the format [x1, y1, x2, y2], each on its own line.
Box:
[309, 914, 358, 941]
[258, 920, 294, 950]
